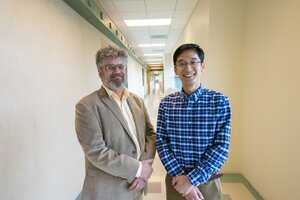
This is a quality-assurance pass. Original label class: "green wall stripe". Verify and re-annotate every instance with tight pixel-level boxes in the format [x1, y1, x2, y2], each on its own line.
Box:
[221, 173, 264, 200]
[222, 194, 232, 200]
[63, 0, 145, 67]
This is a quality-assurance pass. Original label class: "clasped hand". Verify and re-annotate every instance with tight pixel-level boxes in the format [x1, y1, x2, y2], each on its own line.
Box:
[129, 159, 153, 191]
[129, 177, 146, 191]
[172, 175, 204, 200]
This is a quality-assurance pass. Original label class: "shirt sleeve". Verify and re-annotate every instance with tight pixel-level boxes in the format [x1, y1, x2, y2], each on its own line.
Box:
[135, 162, 142, 177]
[187, 96, 232, 186]
[156, 100, 185, 177]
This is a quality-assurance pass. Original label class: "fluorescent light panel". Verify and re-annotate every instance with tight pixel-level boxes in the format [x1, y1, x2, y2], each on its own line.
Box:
[139, 43, 165, 47]
[144, 53, 163, 57]
[148, 63, 162, 65]
[149, 61, 162, 63]
[124, 18, 171, 27]
[146, 59, 162, 61]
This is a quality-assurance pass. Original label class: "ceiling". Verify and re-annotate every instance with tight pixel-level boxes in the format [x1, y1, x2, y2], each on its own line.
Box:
[96, 0, 199, 66]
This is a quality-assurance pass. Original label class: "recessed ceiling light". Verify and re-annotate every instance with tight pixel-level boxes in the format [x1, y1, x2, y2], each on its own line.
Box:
[138, 43, 165, 47]
[144, 53, 163, 57]
[146, 59, 162, 61]
[148, 63, 162, 65]
[124, 18, 171, 27]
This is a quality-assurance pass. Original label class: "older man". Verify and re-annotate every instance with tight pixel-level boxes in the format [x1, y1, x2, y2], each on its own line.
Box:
[75, 45, 156, 200]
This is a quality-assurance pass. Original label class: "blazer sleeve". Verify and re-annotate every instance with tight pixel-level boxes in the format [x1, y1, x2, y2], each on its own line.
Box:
[75, 100, 139, 183]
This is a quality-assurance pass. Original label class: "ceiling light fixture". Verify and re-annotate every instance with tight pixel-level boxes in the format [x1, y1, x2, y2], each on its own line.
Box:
[144, 53, 163, 57]
[146, 59, 162, 61]
[148, 63, 162, 65]
[124, 18, 171, 27]
[138, 43, 165, 47]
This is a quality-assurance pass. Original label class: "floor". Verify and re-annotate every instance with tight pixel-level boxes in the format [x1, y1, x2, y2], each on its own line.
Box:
[144, 91, 263, 200]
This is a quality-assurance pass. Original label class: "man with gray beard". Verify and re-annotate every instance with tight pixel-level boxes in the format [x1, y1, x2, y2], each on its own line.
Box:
[75, 45, 156, 200]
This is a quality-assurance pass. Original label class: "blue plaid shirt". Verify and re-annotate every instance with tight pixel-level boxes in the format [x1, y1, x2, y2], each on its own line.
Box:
[156, 85, 231, 186]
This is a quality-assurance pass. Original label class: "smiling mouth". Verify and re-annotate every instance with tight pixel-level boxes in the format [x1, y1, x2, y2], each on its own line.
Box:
[111, 75, 123, 79]
[183, 73, 195, 78]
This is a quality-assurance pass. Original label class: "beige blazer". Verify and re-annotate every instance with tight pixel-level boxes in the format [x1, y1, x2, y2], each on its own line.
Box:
[75, 86, 156, 200]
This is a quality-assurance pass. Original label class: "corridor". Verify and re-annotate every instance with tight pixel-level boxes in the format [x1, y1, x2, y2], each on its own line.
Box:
[1, 1, 300, 200]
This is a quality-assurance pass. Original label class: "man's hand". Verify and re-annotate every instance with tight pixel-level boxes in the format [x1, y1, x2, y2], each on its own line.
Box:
[172, 175, 193, 196]
[139, 159, 153, 181]
[129, 177, 146, 191]
[184, 186, 204, 200]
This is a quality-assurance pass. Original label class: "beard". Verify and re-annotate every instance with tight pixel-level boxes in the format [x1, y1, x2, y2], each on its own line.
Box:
[103, 73, 127, 90]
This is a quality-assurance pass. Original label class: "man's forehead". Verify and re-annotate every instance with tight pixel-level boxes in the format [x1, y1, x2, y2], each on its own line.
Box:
[103, 57, 124, 63]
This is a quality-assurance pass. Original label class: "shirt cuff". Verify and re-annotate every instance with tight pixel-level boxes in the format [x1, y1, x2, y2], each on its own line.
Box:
[135, 162, 142, 177]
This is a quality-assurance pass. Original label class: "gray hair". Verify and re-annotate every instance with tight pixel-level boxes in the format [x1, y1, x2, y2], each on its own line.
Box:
[95, 45, 128, 71]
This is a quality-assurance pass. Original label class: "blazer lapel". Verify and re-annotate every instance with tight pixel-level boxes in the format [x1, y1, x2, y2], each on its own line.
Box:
[98, 87, 132, 136]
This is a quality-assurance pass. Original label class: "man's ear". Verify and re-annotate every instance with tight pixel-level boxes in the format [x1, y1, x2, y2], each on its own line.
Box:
[174, 66, 178, 75]
[98, 69, 103, 77]
[201, 62, 205, 72]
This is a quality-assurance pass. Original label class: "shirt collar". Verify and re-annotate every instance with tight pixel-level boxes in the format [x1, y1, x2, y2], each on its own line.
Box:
[102, 85, 129, 102]
[180, 84, 203, 101]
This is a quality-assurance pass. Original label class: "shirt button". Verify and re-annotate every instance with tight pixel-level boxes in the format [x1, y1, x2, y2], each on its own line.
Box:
[132, 150, 136, 154]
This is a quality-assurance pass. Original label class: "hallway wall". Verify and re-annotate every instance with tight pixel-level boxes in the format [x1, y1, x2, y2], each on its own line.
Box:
[0, 1, 144, 199]
[127, 57, 146, 98]
[241, 1, 300, 199]
[162, 53, 175, 94]
[207, 0, 244, 174]
[172, 0, 300, 199]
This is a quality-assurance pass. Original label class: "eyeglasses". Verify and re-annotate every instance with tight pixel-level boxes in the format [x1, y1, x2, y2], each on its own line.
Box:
[103, 64, 127, 71]
[176, 60, 201, 68]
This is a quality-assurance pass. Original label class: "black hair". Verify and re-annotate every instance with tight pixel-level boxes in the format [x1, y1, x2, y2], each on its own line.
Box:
[173, 43, 204, 65]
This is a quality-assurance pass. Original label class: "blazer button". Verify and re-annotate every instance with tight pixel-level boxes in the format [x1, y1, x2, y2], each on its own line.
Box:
[132, 150, 136, 154]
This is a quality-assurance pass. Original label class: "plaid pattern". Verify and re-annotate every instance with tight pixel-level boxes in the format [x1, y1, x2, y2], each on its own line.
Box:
[156, 85, 231, 186]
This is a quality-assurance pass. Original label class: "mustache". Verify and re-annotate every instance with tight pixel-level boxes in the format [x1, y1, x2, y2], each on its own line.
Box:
[110, 74, 124, 79]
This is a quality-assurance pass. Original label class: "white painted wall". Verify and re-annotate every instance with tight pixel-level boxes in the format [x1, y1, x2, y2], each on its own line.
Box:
[175, 0, 210, 52]
[241, 1, 300, 199]
[162, 53, 176, 94]
[0, 1, 144, 200]
[127, 58, 146, 98]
